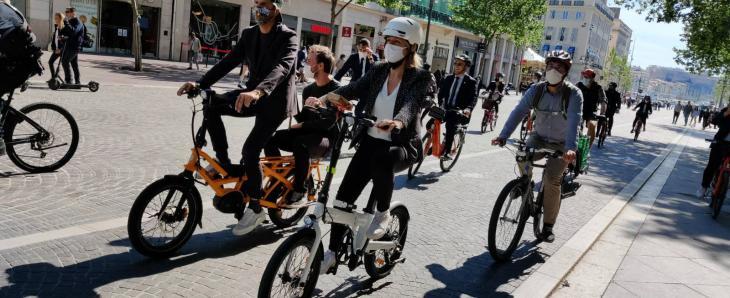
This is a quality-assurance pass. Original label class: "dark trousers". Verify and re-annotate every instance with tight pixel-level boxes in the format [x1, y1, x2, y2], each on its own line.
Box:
[61, 50, 80, 84]
[443, 110, 467, 155]
[329, 136, 406, 251]
[606, 112, 615, 133]
[632, 114, 648, 130]
[673, 111, 680, 124]
[264, 128, 329, 192]
[205, 91, 286, 200]
[703, 143, 730, 188]
[48, 52, 61, 79]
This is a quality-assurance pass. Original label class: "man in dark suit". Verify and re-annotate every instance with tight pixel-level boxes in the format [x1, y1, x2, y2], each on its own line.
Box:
[177, 0, 298, 236]
[60, 7, 84, 87]
[438, 54, 477, 160]
[334, 38, 378, 82]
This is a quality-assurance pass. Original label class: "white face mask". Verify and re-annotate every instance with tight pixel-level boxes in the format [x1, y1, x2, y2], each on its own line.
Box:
[384, 44, 406, 63]
[581, 78, 591, 86]
[545, 69, 564, 85]
[532, 79, 539, 84]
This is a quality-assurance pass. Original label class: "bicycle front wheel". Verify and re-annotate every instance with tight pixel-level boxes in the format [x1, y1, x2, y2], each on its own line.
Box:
[4, 103, 79, 173]
[488, 178, 530, 262]
[258, 229, 323, 298]
[440, 130, 464, 172]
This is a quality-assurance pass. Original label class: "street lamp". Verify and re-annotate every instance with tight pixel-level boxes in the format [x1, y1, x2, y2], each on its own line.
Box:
[421, 0, 435, 62]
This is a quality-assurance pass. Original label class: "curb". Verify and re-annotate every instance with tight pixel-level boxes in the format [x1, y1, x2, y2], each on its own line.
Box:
[512, 130, 687, 298]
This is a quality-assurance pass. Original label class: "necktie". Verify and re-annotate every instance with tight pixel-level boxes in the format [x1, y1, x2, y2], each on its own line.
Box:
[360, 58, 366, 77]
[449, 77, 461, 106]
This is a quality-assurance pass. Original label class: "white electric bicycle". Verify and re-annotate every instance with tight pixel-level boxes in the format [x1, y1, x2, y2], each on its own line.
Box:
[258, 111, 410, 298]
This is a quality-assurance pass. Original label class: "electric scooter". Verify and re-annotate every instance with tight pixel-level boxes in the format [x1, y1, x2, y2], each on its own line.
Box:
[47, 43, 99, 92]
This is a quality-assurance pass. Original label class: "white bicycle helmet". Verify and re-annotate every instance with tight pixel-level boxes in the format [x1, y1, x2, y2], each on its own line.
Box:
[382, 17, 422, 46]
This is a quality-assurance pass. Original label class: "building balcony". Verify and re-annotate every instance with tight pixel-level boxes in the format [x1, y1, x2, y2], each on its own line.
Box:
[386, 2, 465, 30]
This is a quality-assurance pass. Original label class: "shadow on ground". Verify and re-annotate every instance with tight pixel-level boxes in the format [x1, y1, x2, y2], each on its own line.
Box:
[0, 227, 282, 297]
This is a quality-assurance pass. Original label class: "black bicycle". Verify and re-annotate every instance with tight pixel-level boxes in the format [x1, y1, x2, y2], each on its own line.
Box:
[487, 140, 580, 262]
[1, 88, 79, 173]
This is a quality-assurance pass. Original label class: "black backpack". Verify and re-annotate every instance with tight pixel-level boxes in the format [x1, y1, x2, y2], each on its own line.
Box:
[0, 3, 43, 95]
[81, 24, 93, 48]
[530, 82, 572, 119]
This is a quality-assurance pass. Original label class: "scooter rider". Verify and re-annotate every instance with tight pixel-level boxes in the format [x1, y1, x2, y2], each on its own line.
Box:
[177, 0, 299, 236]
[492, 50, 583, 243]
[60, 7, 83, 88]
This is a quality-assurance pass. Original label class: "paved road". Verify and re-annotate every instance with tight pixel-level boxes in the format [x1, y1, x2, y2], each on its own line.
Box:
[0, 55, 698, 297]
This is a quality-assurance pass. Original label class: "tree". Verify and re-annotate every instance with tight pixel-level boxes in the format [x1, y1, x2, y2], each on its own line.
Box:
[604, 49, 633, 94]
[326, 1, 407, 51]
[714, 73, 730, 106]
[616, 0, 730, 75]
[450, 0, 546, 77]
[130, 0, 142, 71]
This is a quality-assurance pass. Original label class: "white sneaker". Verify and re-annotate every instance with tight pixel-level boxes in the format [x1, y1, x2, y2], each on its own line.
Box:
[319, 250, 336, 275]
[697, 187, 707, 199]
[367, 210, 391, 240]
[232, 208, 266, 236]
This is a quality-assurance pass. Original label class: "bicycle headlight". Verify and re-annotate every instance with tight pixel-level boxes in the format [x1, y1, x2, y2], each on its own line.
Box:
[303, 215, 315, 227]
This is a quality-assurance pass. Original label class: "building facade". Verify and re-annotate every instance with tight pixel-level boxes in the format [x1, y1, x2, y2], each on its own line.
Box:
[14, 0, 523, 85]
[540, 0, 623, 81]
[608, 7, 632, 58]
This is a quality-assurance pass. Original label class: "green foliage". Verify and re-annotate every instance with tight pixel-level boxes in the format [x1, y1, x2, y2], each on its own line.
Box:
[714, 74, 730, 106]
[604, 49, 633, 94]
[450, 0, 546, 47]
[616, 0, 730, 75]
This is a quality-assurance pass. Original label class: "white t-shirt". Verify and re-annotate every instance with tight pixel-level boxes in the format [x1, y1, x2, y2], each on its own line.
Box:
[368, 75, 400, 141]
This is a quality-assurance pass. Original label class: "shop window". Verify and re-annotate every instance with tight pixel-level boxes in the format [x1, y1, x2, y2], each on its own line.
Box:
[190, 0, 241, 57]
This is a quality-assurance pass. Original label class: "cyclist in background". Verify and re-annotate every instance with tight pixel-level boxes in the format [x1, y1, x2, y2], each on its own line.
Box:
[437, 54, 477, 161]
[576, 69, 606, 148]
[604, 82, 622, 136]
[631, 95, 653, 133]
[492, 50, 582, 243]
[699, 107, 730, 198]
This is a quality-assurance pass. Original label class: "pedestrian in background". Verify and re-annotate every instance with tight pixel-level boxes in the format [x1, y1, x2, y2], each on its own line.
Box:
[334, 54, 346, 74]
[48, 12, 65, 82]
[673, 100, 682, 124]
[297, 46, 307, 83]
[690, 105, 700, 127]
[334, 38, 378, 83]
[187, 32, 201, 70]
[683, 101, 692, 126]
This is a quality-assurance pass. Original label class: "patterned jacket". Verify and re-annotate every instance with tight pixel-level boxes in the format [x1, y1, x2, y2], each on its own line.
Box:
[334, 62, 434, 146]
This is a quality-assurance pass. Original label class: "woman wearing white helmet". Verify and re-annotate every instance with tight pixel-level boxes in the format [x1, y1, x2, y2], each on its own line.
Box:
[306, 17, 435, 274]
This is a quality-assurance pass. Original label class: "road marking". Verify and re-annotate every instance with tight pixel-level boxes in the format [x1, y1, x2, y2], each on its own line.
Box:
[0, 147, 506, 251]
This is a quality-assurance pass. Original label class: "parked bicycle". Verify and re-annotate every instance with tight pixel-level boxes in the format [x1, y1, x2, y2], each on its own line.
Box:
[487, 139, 581, 262]
[127, 88, 333, 258]
[1, 86, 79, 173]
[258, 107, 409, 298]
[408, 103, 467, 179]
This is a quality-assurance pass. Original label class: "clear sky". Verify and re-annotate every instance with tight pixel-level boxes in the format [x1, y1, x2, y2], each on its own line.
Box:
[609, 1, 686, 69]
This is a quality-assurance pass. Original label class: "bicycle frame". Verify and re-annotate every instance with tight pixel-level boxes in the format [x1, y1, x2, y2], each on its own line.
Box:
[427, 118, 443, 157]
[712, 157, 730, 197]
[1, 91, 56, 148]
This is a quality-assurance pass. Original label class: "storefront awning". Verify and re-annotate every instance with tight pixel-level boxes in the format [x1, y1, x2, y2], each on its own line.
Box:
[522, 48, 545, 63]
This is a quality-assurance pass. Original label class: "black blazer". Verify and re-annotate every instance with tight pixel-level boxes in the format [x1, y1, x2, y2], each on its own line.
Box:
[198, 21, 298, 118]
[438, 74, 478, 110]
[334, 53, 379, 82]
[334, 62, 433, 145]
[712, 108, 730, 142]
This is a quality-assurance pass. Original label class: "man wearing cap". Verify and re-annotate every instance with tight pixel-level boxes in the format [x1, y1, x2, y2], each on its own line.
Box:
[576, 68, 606, 148]
[334, 38, 378, 82]
[438, 54, 477, 160]
[176, 0, 298, 236]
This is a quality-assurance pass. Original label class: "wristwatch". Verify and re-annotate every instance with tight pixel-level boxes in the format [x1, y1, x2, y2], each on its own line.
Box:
[254, 89, 265, 99]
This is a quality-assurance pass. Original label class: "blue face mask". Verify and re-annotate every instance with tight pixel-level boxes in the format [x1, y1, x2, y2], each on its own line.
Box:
[255, 6, 273, 25]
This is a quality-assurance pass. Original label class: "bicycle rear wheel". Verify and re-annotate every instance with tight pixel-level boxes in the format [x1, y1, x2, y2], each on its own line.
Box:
[267, 170, 308, 228]
[712, 173, 728, 219]
[439, 130, 464, 172]
[4, 103, 79, 173]
[488, 178, 530, 262]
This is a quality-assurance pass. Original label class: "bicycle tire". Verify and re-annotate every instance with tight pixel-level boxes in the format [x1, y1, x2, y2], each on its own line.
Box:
[712, 173, 728, 219]
[488, 178, 529, 262]
[4, 102, 79, 173]
[127, 177, 201, 258]
[519, 122, 528, 140]
[364, 205, 409, 279]
[258, 229, 323, 298]
[533, 191, 544, 240]
[481, 116, 488, 134]
[408, 134, 430, 179]
[267, 171, 308, 228]
[440, 130, 464, 172]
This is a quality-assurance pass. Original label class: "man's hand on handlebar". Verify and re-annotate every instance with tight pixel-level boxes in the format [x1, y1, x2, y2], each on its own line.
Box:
[491, 137, 506, 147]
[177, 82, 198, 96]
[305, 97, 324, 108]
[235, 90, 261, 112]
[463, 109, 471, 117]
[563, 150, 576, 163]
